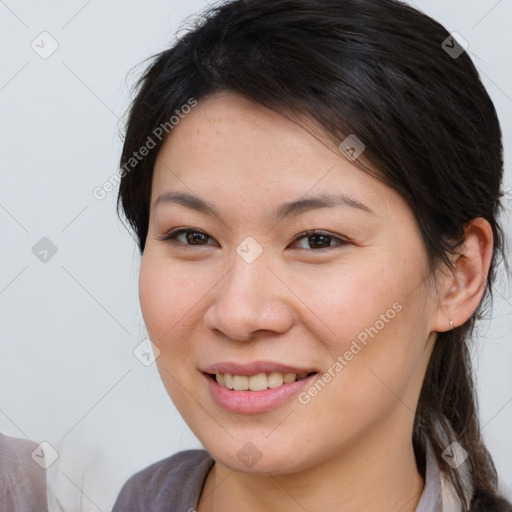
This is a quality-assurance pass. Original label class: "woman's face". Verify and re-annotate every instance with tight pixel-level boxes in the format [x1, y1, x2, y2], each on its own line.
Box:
[139, 91, 442, 474]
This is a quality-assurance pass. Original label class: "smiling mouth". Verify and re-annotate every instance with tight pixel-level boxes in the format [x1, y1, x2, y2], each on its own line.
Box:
[207, 371, 318, 391]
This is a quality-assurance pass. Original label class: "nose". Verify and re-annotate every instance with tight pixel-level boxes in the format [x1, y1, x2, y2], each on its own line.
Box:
[203, 252, 295, 341]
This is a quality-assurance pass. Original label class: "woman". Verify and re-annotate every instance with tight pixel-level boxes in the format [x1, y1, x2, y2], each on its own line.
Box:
[112, 0, 511, 511]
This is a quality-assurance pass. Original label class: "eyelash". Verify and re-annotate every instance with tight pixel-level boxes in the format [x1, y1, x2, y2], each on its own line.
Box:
[158, 228, 350, 252]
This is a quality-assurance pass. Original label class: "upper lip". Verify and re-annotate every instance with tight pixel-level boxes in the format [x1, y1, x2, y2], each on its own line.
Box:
[201, 361, 318, 376]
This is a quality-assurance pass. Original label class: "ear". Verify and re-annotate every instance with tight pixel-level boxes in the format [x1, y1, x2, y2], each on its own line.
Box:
[431, 217, 494, 332]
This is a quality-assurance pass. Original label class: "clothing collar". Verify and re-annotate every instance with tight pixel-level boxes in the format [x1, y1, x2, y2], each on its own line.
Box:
[415, 436, 473, 512]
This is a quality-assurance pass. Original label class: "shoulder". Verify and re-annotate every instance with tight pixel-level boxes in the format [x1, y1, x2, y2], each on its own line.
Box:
[0, 433, 48, 512]
[112, 449, 214, 512]
[0, 432, 39, 461]
[0, 432, 43, 479]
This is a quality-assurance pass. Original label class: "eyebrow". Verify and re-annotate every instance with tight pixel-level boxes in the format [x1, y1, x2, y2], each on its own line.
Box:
[153, 190, 375, 221]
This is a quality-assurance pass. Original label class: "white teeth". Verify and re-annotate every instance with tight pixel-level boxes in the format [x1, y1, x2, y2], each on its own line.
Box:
[249, 373, 268, 391]
[232, 375, 249, 391]
[224, 374, 233, 389]
[214, 371, 313, 391]
[267, 372, 284, 388]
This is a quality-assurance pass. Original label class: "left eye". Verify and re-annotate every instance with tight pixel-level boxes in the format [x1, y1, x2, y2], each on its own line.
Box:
[290, 230, 349, 250]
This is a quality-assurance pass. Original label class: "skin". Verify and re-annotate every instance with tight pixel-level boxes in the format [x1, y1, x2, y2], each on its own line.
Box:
[138, 91, 493, 512]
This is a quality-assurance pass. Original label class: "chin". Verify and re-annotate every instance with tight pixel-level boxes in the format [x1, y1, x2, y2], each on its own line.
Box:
[201, 436, 313, 475]
[220, 453, 302, 475]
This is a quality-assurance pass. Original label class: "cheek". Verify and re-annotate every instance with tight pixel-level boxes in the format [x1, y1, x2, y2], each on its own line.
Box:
[293, 252, 431, 406]
[290, 259, 403, 352]
[138, 250, 209, 340]
[138, 251, 207, 407]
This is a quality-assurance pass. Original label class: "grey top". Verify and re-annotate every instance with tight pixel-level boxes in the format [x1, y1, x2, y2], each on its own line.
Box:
[0, 433, 48, 512]
[112, 440, 459, 512]
[112, 449, 214, 512]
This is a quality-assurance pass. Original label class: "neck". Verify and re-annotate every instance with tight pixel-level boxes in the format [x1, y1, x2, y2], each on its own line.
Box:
[197, 419, 425, 512]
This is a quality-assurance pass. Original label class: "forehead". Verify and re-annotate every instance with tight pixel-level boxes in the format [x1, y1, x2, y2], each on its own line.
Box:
[151, 92, 397, 218]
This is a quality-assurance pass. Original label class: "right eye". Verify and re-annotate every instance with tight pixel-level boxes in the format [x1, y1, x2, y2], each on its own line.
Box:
[158, 228, 217, 247]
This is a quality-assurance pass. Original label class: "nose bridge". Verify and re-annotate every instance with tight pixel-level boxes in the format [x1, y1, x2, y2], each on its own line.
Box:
[204, 241, 294, 339]
[223, 244, 273, 312]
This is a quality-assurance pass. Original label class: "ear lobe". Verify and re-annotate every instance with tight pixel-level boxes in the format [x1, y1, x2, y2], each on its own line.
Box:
[432, 218, 493, 332]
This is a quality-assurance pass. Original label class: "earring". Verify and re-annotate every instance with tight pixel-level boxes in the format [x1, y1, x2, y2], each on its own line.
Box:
[449, 319, 455, 329]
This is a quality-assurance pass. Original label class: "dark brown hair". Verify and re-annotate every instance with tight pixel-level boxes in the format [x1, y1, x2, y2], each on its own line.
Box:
[116, 1, 511, 509]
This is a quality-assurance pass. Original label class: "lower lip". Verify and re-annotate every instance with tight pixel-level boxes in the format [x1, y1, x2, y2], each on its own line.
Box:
[203, 373, 318, 413]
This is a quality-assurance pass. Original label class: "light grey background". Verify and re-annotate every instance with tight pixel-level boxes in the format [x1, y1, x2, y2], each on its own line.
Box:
[1, 1, 511, 510]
